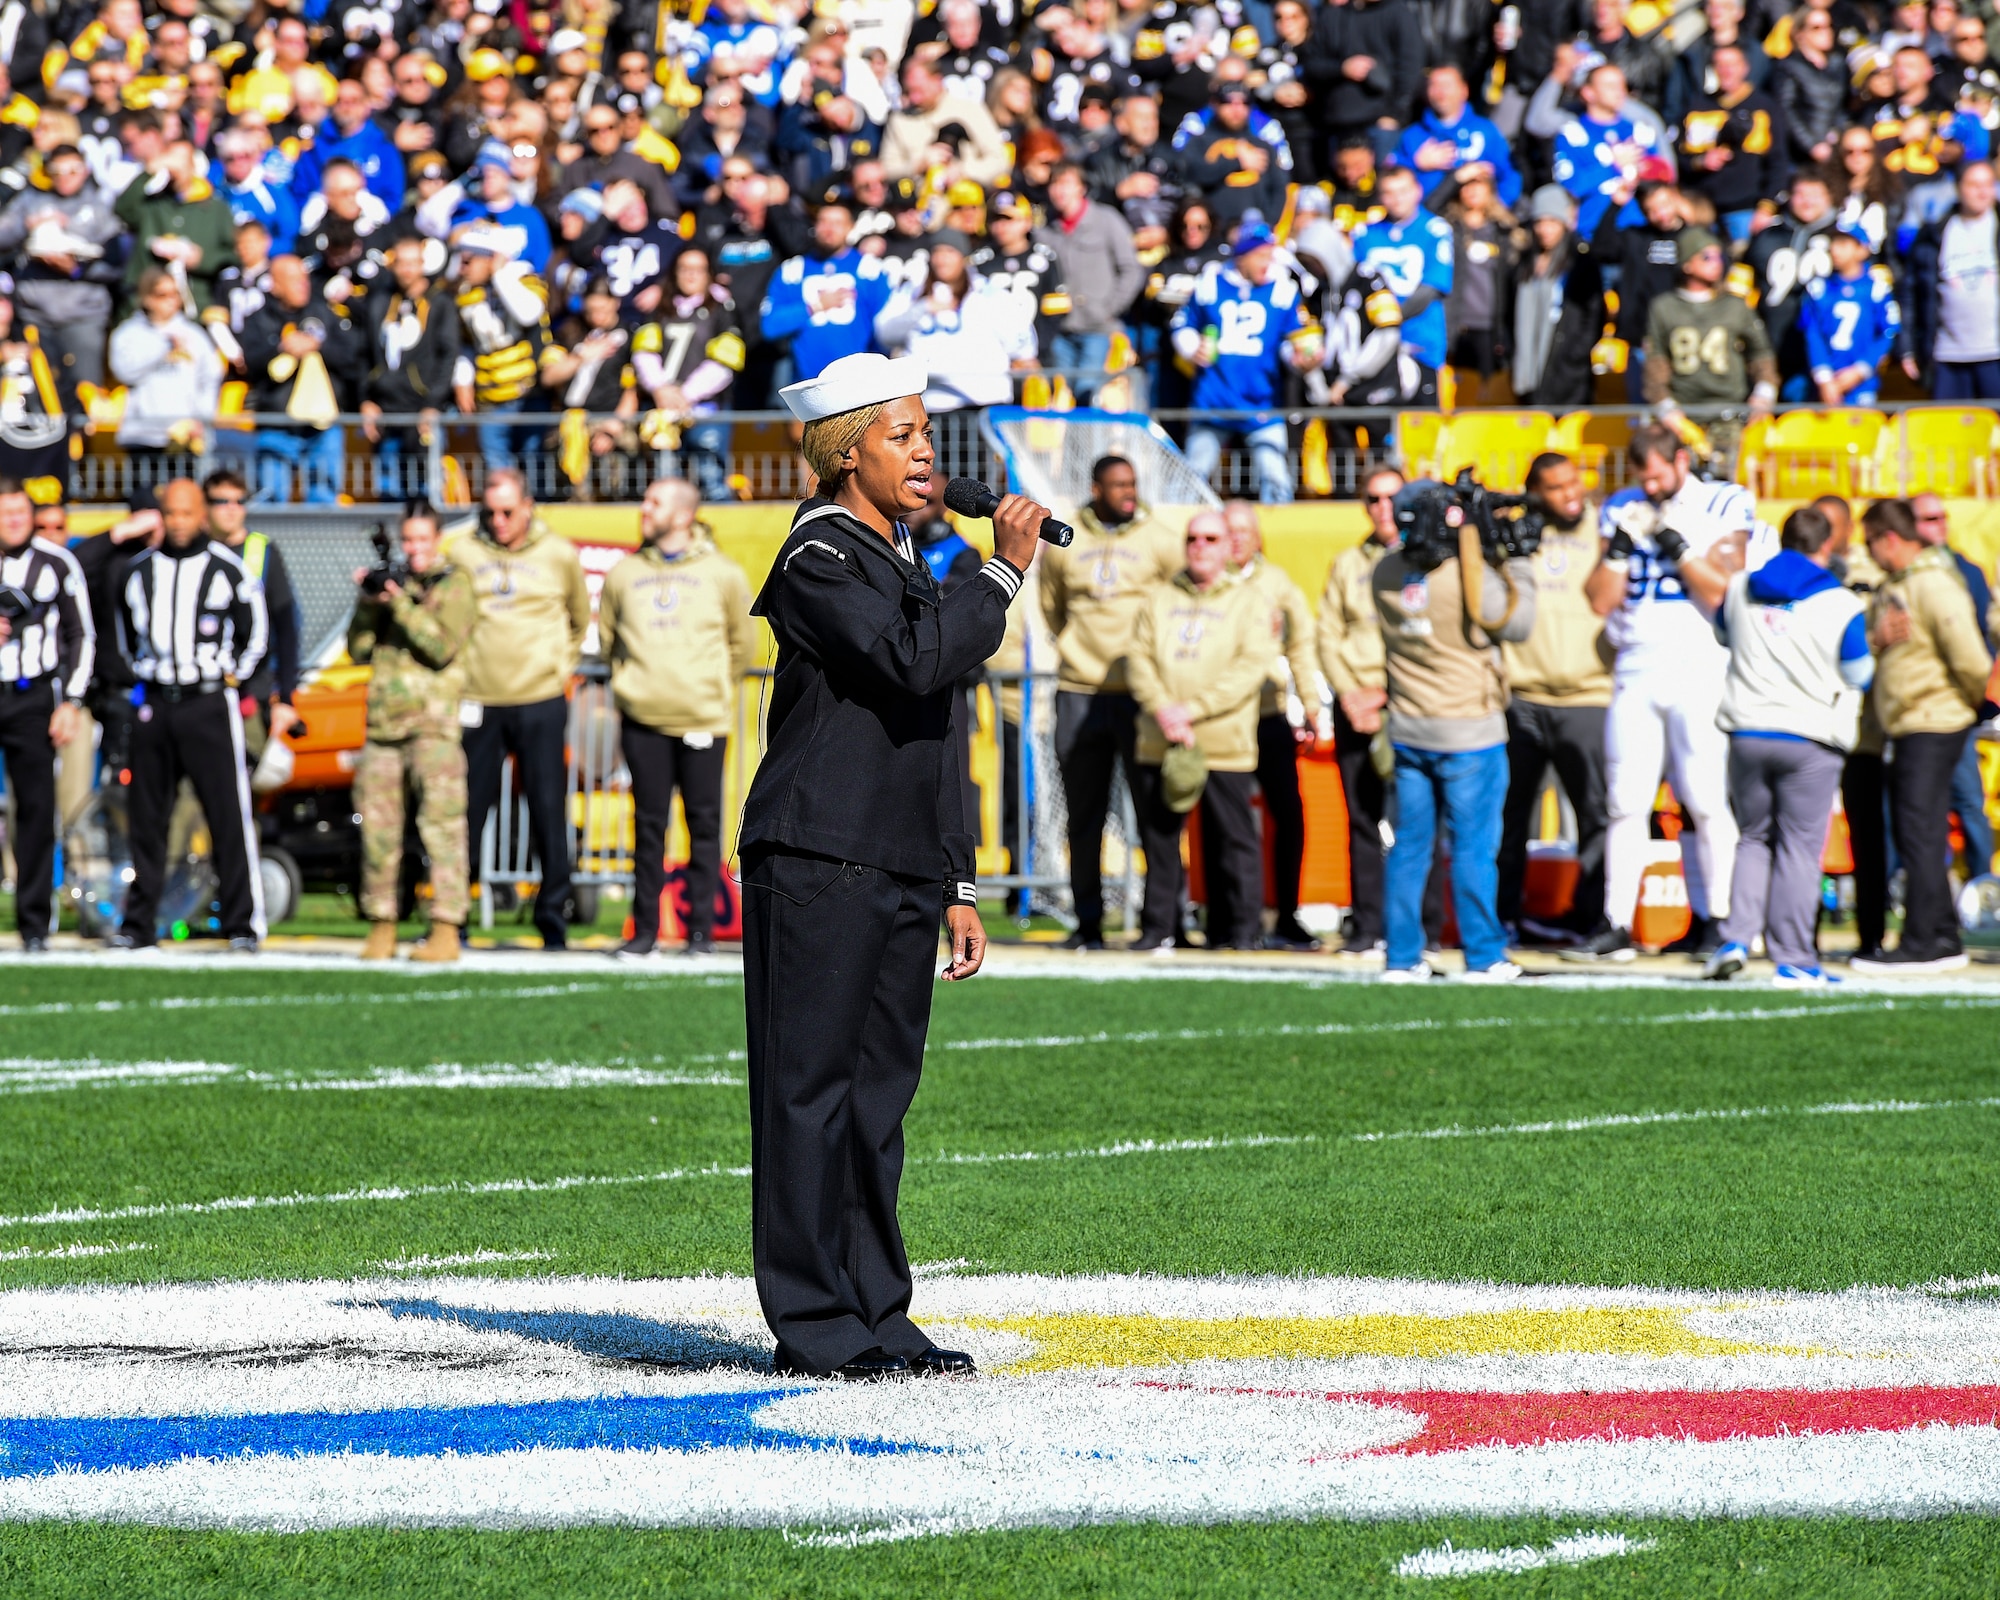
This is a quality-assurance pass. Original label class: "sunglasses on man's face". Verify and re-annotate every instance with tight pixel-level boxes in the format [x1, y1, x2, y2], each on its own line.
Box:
[1365, 491, 1398, 504]
[209, 494, 246, 506]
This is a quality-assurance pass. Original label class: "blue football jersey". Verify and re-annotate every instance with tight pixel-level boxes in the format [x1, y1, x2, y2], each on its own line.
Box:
[1800, 270, 1900, 389]
[1350, 212, 1453, 371]
[1171, 264, 1315, 412]
[759, 249, 891, 380]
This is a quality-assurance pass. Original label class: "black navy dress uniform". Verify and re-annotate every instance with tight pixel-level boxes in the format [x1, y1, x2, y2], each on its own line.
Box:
[740, 497, 1025, 1375]
[0, 536, 94, 942]
[115, 535, 270, 945]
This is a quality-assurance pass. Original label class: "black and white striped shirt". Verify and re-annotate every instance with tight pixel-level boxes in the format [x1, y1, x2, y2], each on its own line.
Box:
[116, 536, 269, 691]
[0, 536, 94, 702]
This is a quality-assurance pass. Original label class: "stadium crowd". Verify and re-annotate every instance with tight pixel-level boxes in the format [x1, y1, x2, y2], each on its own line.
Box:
[0, 0, 1989, 499]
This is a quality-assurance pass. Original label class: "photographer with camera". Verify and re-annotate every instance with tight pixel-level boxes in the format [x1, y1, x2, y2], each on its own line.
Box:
[347, 506, 478, 963]
[0, 478, 93, 952]
[442, 469, 592, 950]
[1370, 471, 1540, 983]
[1569, 423, 1772, 962]
[1496, 453, 1613, 946]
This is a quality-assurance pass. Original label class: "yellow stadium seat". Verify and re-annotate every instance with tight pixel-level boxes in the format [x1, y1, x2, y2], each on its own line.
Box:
[1430, 410, 1557, 492]
[216, 380, 251, 432]
[1549, 411, 1634, 494]
[1395, 411, 1450, 480]
[1891, 407, 2000, 497]
[1738, 408, 1890, 498]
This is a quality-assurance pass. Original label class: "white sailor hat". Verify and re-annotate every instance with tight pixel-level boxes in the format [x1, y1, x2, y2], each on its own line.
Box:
[780, 353, 928, 423]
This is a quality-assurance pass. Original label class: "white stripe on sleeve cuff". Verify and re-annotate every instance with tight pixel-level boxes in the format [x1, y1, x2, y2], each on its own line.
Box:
[980, 558, 1024, 600]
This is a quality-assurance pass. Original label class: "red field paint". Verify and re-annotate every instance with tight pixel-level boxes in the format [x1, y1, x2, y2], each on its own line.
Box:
[1150, 1383, 2000, 1455]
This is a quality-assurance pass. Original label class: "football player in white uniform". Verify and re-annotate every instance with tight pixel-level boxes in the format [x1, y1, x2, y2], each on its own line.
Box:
[1566, 423, 1778, 960]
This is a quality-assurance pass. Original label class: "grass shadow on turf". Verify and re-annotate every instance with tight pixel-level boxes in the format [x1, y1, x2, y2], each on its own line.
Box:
[362, 1298, 771, 1371]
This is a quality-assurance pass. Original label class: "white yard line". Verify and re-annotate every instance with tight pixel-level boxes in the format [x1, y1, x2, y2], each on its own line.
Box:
[376, 1250, 556, 1272]
[0, 981, 644, 1019]
[932, 995, 2000, 1056]
[8, 1092, 1998, 1235]
[0, 1241, 151, 1263]
[1396, 1531, 1658, 1578]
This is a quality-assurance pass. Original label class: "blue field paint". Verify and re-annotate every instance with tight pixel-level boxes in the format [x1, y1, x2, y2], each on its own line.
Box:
[0, 1391, 919, 1477]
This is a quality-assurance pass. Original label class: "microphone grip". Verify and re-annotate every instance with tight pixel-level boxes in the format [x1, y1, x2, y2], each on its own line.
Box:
[1039, 517, 1074, 548]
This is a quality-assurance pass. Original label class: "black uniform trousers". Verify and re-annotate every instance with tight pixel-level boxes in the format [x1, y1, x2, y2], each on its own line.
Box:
[1333, 701, 1392, 942]
[622, 721, 727, 944]
[1497, 700, 1610, 932]
[465, 696, 573, 947]
[1255, 711, 1305, 921]
[1132, 764, 1262, 947]
[122, 688, 261, 943]
[742, 847, 940, 1371]
[1054, 689, 1138, 938]
[1887, 729, 1969, 959]
[1842, 750, 1889, 954]
[0, 685, 58, 941]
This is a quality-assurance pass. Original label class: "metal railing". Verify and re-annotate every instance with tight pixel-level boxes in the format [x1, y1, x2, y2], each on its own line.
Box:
[61, 400, 2000, 508]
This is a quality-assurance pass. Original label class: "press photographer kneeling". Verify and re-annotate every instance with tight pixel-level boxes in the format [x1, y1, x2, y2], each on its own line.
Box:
[1372, 472, 1541, 982]
[348, 507, 479, 962]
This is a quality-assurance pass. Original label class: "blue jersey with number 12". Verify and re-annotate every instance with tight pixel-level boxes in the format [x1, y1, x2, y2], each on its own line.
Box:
[1172, 265, 1312, 413]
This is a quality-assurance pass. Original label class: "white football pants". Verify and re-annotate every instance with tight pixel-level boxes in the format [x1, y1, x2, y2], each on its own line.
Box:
[1603, 666, 1736, 927]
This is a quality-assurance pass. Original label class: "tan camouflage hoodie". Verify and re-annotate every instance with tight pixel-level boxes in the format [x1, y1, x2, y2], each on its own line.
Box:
[441, 515, 593, 707]
[1127, 570, 1273, 772]
[598, 533, 758, 737]
[1036, 501, 1186, 695]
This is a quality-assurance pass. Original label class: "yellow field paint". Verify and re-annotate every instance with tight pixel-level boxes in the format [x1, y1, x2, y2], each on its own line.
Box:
[965, 1308, 1808, 1372]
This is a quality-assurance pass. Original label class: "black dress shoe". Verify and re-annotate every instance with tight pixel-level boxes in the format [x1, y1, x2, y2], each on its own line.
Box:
[684, 933, 715, 955]
[773, 1346, 910, 1381]
[105, 930, 154, 952]
[616, 935, 656, 958]
[1061, 929, 1105, 951]
[909, 1346, 976, 1377]
[20, 936, 47, 953]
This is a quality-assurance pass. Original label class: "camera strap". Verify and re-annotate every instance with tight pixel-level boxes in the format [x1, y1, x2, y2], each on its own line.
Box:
[1458, 524, 1519, 637]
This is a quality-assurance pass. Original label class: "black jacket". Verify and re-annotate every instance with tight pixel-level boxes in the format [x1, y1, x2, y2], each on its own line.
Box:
[241, 291, 367, 419]
[742, 500, 1022, 900]
[365, 280, 462, 412]
[1773, 49, 1849, 163]
[1304, 0, 1424, 133]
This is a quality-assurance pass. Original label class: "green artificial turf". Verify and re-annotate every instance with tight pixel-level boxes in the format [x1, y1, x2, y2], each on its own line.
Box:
[4, 1516, 2000, 1599]
[3, 964, 1999, 1596]
[2, 968, 1997, 1291]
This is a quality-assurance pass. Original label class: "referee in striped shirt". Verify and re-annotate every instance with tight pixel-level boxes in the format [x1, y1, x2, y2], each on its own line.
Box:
[0, 480, 93, 951]
[110, 478, 270, 953]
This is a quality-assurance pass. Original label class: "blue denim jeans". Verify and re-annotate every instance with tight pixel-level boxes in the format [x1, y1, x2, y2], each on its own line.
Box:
[1184, 418, 1293, 503]
[477, 400, 548, 493]
[373, 431, 431, 501]
[253, 426, 344, 504]
[1386, 741, 1510, 971]
[1047, 330, 1111, 400]
[1951, 732, 1995, 875]
[678, 419, 733, 501]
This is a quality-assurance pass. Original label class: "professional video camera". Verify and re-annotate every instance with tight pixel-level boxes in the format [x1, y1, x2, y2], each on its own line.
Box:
[358, 524, 410, 598]
[1393, 468, 1549, 573]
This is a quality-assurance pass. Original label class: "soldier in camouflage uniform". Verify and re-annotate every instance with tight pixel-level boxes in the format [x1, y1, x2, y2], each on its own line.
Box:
[347, 508, 479, 962]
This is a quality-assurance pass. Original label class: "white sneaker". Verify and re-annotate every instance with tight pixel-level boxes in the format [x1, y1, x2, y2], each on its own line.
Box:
[1459, 960, 1524, 983]
[1379, 961, 1433, 984]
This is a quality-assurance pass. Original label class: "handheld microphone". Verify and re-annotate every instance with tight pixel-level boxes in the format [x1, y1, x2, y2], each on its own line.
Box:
[942, 477, 1075, 548]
